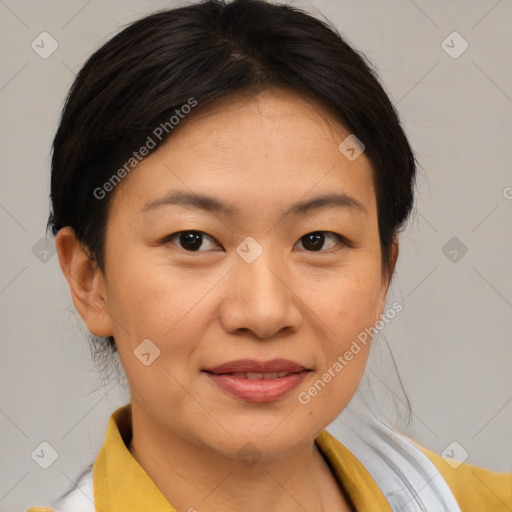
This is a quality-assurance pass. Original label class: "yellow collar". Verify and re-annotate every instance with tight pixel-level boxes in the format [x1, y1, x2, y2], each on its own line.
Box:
[93, 403, 391, 511]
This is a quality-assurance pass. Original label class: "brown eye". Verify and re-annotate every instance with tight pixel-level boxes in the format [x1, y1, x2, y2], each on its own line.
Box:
[296, 231, 348, 252]
[166, 230, 220, 252]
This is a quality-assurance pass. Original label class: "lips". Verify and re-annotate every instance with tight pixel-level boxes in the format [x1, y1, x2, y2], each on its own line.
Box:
[203, 358, 309, 374]
[227, 371, 290, 379]
[202, 359, 311, 402]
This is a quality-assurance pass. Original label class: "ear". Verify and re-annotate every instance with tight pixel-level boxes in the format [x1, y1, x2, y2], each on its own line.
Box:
[55, 227, 114, 338]
[375, 235, 399, 324]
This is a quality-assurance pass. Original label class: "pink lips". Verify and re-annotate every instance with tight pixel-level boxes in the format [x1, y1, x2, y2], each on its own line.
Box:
[203, 359, 311, 402]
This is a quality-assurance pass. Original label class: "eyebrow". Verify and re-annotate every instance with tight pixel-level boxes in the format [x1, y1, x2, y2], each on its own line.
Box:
[142, 190, 367, 217]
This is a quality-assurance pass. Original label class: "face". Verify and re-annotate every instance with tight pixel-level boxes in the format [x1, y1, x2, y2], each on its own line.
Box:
[79, 88, 395, 460]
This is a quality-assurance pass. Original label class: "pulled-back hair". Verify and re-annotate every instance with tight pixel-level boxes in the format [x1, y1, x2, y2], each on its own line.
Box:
[48, 0, 417, 358]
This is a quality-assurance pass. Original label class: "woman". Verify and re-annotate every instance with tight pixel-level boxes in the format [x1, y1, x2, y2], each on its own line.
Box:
[25, 0, 511, 510]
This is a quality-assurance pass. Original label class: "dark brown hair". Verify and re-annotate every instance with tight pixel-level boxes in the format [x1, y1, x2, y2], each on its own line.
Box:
[49, 0, 417, 358]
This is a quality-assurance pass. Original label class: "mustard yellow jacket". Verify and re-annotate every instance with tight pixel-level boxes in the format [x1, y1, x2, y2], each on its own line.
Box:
[25, 404, 512, 512]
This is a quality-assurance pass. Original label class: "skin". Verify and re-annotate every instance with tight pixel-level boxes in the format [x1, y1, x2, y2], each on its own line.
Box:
[56, 87, 398, 512]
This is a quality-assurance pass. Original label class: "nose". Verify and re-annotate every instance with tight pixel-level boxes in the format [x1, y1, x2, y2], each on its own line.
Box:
[219, 247, 302, 340]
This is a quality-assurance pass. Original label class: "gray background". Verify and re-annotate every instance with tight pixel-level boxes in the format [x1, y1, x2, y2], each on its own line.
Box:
[1, 0, 511, 510]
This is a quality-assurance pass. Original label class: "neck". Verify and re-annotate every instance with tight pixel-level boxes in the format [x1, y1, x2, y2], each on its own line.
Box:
[127, 418, 347, 512]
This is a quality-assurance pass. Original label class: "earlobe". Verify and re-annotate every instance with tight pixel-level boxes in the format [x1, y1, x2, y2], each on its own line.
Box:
[55, 227, 114, 337]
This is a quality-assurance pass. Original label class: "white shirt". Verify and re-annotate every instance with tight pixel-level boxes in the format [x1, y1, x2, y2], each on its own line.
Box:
[49, 464, 94, 512]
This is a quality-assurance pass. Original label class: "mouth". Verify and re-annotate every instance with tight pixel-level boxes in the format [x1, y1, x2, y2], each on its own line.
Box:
[210, 371, 295, 379]
[202, 359, 312, 402]
[203, 358, 310, 374]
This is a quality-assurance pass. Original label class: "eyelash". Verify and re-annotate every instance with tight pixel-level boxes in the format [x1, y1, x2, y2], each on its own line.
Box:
[161, 230, 354, 253]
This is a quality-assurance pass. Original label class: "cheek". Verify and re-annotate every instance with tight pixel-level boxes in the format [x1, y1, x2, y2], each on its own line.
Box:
[104, 250, 218, 368]
[105, 256, 212, 420]
[104, 245, 188, 335]
[302, 265, 381, 412]
[314, 265, 383, 344]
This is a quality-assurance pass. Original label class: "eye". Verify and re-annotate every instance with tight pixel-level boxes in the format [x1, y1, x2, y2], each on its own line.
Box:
[164, 230, 221, 252]
[295, 231, 350, 252]
[162, 230, 352, 253]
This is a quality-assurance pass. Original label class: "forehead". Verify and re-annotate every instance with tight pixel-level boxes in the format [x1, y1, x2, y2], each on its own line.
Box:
[109, 87, 376, 222]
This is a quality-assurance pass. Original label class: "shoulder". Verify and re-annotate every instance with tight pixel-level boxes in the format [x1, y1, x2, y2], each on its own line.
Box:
[24, 465, 94, 512]
[414, 441, 512, 512]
